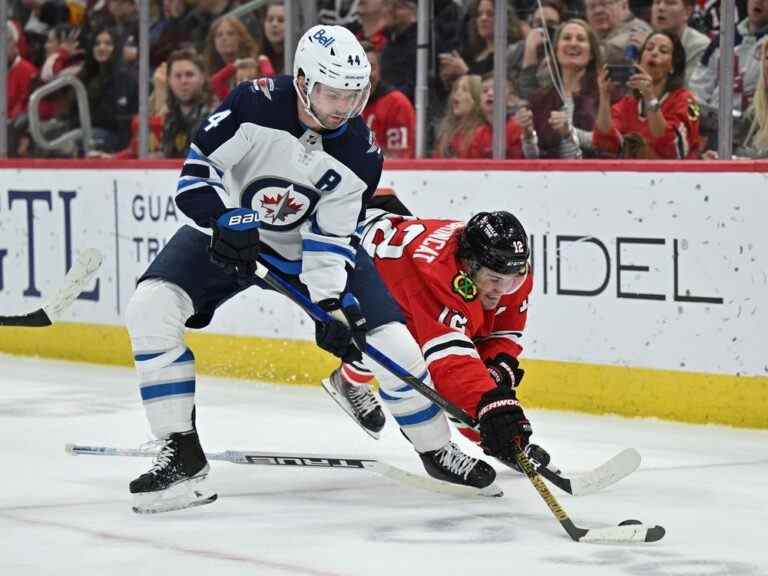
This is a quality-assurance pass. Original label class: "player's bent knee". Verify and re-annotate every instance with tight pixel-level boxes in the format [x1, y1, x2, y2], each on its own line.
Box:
[126, 279, 194, 349]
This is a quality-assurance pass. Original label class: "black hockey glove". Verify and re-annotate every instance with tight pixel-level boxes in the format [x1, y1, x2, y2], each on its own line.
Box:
[209, 208, 261, 276]
[486, 353, 525, 389]
[476, 386, 532, 460]
[315, 294, 367, 363]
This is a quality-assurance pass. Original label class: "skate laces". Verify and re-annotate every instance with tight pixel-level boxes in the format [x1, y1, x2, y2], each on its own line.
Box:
[346, 384, 379, 417]
[436, 442, 478, 480]
[144, 437, 176, 475]
[334, 369, 379, 417]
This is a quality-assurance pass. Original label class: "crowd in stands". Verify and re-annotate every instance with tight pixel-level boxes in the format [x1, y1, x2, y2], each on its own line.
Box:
[4, 0, 768, 160]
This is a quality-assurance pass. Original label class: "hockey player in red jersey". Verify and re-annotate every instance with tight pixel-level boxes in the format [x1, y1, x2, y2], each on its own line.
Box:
[323, 209, 545, 471]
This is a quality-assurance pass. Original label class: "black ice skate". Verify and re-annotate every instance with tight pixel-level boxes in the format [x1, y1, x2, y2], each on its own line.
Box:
[419, 442, 502, 497]
[321, 367, 386, 438]
[129, 429, 217, 514]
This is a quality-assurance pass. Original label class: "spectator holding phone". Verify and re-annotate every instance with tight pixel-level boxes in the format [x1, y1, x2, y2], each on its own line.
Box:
[594, 30, 702, 158]
[527, 19, 603, 158]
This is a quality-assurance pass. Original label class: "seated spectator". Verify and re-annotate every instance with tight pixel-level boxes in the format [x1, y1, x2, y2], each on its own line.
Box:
[111, 48, 214, 158]
[361, 42, 416, 159]
[511, 0, 564, 97]
[149, 0, 191, 69]
[734, 39, 768, 157]
[183, 0, 237, 55]
[74, 26, 138, 153]
[18, 0, 71, 66]
[528, 19, 603, 158]
[40, 23, 83, 82]
[260, 0, 285, 73]
[355, 0, 390, 51]
[690, 0, 748, 35]
[689, 0, 768, 113]
[161, 48, 216, 157]
[651, 0, 709, 84]
[107, 0, 139, 65]
[432, 74, 486, 158]
[6, 20, 40, 156]
[469, 74, 528, 158]
[594, 30, 702, 158]
[36, 23, 85, 126]
[206, 15, 273, 101]
[585, 0, 651, 65]
[440, 0, 523, 89]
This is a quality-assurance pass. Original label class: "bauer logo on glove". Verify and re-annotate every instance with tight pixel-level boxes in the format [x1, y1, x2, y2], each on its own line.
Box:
[209, 208, 262, 275]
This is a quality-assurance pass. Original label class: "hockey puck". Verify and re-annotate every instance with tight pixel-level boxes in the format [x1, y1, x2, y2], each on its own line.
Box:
[618, 519, 642, 526]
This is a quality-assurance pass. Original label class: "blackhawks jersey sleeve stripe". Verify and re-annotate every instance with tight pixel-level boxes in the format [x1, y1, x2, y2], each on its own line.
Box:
[475, 330, 523, 345]
[422, 332, 480, 367]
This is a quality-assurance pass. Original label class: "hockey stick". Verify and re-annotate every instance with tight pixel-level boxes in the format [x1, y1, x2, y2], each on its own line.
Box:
[254, 261, 665, 543]
[65, 443, 496, 497]
[0, 249, 103, 327]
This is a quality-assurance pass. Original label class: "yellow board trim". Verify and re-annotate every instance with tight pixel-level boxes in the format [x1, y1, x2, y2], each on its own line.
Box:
[1, 322, 766, 429]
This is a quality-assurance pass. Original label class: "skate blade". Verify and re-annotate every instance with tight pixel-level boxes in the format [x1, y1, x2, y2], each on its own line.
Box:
[321, 377, 381, 440]
[478, 481, 504, 497]
[132, 474, 217, 514]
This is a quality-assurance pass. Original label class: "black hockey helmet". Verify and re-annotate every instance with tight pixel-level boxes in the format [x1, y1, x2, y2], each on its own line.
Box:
[457, 211, 529, 275]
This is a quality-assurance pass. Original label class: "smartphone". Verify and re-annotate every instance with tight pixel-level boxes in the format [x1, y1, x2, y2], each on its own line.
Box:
[606, 64, 637, 84]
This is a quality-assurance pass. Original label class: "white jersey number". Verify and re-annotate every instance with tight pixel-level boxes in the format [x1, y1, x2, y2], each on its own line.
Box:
[362, 218, 425, 260]
[204, 110, 232, 132]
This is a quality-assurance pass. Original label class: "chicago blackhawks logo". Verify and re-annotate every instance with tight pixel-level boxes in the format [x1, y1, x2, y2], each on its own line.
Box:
[451, 271, 477, 302]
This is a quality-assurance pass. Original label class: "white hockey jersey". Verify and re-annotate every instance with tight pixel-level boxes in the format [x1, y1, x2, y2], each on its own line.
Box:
[175, 75, 383, 303]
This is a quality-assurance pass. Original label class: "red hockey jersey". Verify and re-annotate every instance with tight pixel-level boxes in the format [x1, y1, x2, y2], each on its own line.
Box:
[363, 85, 416, 159]
[593, 88, 702, 159]
[363, 216, 533, 436]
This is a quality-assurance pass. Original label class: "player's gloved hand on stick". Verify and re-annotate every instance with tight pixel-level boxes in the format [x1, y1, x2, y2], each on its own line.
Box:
[476, 385, 532, 460]
[486, 352, 525, 389]
[209, 208, 261, 276]
[315, 294, 367, 363]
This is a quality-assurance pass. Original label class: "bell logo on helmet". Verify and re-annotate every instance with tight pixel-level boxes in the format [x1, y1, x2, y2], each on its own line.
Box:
[312, 28, 336, 48]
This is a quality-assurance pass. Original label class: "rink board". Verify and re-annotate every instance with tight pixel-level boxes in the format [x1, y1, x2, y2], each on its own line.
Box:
[0, 159, 766, 428]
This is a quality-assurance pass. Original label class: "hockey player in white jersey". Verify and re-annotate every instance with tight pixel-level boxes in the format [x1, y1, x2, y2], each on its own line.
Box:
[124, 25, 499, 513]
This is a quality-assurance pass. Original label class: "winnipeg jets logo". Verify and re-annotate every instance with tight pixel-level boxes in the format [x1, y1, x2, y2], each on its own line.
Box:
[260, 185, 304, 223]
[242, 178, 317, 229]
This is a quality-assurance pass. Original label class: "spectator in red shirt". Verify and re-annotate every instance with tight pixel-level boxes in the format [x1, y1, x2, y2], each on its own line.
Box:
[6, 20, 39, 156]
[361, 42, 416, 159]
[433, 73, 486, 158]
[206, 15, 274, 101]
[259, 0, 285, 73]
[594, 30, 702, 158]
[467, 74, 527, 159]
[6, 20, 39, 121]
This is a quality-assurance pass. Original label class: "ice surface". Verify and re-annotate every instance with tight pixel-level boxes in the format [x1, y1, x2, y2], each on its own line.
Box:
[1, 354, 766, 576]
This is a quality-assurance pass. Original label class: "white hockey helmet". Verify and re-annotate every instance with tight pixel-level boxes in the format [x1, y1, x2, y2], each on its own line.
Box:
[293, 25, 371, 129]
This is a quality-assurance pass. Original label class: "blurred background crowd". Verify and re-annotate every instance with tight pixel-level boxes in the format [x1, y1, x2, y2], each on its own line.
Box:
[3, 0, 768, 160]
